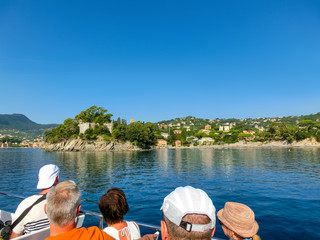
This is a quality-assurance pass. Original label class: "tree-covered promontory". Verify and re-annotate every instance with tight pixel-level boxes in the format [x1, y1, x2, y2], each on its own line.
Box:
[44, 106, 159, 148]
[44, 107, 320, 149]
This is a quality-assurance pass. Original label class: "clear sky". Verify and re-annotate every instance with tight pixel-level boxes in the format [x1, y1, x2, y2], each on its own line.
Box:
[1, 0, 320, 124]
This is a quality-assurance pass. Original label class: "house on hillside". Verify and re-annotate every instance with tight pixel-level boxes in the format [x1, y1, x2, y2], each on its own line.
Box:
[199, 129, 210, 135]
[254, 125, 265, 131]
[183, 126, 191, 132]
[174, 130, 182, 134]
[0, 142, 9, 148]
[205, 125, 212, 130]
[219, 123, 234, 132]
[175, 140, 181, 147]
[157, 139, 167, 147]
[243, 130, 255, 135]
[159, 124, 168, 129]
[161, 133, 169, 139]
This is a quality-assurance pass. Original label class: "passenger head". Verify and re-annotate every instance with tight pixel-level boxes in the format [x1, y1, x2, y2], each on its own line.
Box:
[160, 186, 216, 240]
[46, 180, 81, 227]
[37, 164, 60, 189]
[217, 202, 260, 240]
[99, 188, 129, 225]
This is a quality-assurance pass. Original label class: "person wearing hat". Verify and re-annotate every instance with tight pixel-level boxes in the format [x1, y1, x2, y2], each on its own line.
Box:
[160, 186, 216, 240]
[10, 164, 60, 239]
[217, 202, 260, 240]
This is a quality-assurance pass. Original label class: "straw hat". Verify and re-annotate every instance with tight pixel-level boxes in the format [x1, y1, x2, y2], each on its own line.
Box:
[217, 202, 259, 238]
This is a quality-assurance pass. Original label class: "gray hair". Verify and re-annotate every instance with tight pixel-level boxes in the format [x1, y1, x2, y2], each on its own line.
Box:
[164, 214, 213, 240]
[46, 180, 81, 227]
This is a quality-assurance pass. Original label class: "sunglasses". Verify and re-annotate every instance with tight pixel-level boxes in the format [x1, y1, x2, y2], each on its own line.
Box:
[219, 220, 223, 226]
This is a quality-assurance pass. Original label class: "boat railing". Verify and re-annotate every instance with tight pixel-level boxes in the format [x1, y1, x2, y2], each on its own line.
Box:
[0, 191, 224, 239]
[79, 210, 160, 230]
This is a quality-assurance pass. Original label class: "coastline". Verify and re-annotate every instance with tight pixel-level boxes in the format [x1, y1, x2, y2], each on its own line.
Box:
[44, 138, 142, 152]
[43, 138, 320, 152]
[167, 140, 320, 150]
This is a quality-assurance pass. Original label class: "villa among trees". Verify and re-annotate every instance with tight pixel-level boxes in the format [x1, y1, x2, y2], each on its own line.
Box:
[44, 106, 159, 148]
[157, 115, 320, 146]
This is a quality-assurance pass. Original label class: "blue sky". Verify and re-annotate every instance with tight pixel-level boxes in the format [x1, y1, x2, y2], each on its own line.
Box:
[1, 0, 320, 124]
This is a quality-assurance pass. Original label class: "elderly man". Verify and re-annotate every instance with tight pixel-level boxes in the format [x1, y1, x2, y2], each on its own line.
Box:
[45, 180, 158, 240]
[160, 186, 216, 240]
[44, 180, 114, 240]
[10, 164, 60, 239]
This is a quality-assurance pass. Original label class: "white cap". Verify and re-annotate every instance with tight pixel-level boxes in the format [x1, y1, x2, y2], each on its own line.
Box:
[37, 164, 60, 189]
[160, 186, 216, 232]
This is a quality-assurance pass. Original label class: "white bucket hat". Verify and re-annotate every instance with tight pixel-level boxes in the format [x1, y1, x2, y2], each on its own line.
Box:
[37, 164, 60, 189]
[160, 186, 216, 232]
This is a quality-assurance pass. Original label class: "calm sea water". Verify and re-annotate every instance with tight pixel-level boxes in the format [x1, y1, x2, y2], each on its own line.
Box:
[0, 148, 319, 239]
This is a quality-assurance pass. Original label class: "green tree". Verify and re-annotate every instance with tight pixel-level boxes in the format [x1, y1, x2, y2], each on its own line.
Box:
[93, 124, 111, 136]
[45, 106, 114, 143]
[112, 119, 128, 141]
[44, 129, 53, 142]
[194, 132, 208, 138]
[294, 129, 310, 141]
[234, 122, 252, 132]
[211, 134, 222, 143]
[268, 122, 292, 141]
[299, 120, 314, 130]
[84, 126, 96, 140]
[222, 133, 238, 143]
[112, 124, 127, 141]
[126, 122, 157, 148]
[315, 132, 320, 142]
[167, 132, 177, 145]
[62, 118, 79, 138]
[0, 136, 22, 144]
[44, 118, 79, 143]
[75, 106, 112, 123]
[238, 133, 253, 141]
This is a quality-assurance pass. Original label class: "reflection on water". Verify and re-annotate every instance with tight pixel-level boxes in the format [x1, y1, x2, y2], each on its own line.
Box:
[0, 148, 319, 240]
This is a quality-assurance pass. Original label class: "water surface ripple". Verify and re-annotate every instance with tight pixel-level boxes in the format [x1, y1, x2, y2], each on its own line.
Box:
[0, 148, 319, 239]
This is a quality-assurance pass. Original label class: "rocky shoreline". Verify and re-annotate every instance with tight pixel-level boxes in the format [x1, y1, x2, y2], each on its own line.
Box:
[44, 138, 320, 152]
[44, 138, 142, 152]
[168, 139, 320, 150]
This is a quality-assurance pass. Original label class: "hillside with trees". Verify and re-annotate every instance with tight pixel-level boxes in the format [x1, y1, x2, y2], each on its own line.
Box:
[0, 114, 57, 130]
[44, 106, 158, 149]
[2, 109, 320, 150]
[0, 114, 58, 142]
[157, 113, 320, 146]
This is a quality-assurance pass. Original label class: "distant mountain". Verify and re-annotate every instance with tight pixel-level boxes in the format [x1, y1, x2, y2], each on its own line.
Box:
[0, 114, 58, 131]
